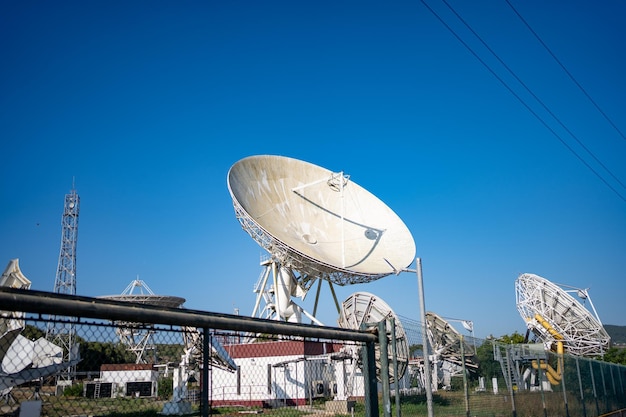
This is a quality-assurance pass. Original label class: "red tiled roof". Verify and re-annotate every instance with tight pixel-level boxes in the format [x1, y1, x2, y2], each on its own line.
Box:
[224, 340, 343, 358]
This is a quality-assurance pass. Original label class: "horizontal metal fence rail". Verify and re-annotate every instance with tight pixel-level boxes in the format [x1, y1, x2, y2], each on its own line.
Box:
[0, 287, 377, 342]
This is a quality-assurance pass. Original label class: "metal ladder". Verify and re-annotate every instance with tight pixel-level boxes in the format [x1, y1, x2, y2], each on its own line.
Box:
[494, 343, 519, 391]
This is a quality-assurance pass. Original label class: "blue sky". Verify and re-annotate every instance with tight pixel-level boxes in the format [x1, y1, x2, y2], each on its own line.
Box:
[1, 1, 624, 339]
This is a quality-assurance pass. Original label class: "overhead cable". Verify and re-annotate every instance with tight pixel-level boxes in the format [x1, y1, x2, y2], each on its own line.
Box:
[505, 0, 626, 143]
[440, 0, 626, 193]
[418, 0, 626, 203]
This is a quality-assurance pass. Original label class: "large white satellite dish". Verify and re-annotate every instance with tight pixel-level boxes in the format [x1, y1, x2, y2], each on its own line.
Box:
[228, 155, 416, 324]
[515, 273, 610, 357]
[337, 291, 409, 383]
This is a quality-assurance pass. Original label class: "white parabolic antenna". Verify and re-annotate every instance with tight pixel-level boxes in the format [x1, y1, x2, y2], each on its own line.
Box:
[424, 311, 477, 390]
[337, 291, 409, 383]
[100, 279, 186, 363]
[227, 155, 416, 323]
[100, 279, 186, 309]
[100, 279, 237, 371]
[515, 273, 610, 357]
[425, 312, 476, 367]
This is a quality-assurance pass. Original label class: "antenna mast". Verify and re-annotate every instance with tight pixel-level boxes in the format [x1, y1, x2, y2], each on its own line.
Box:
[46, 184, 80, 383]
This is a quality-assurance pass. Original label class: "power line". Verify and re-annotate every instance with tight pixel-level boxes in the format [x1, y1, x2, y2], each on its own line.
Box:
[418, 0, 626, 203]
[505, 0, 626, 143]
[439, 0, 626, 193]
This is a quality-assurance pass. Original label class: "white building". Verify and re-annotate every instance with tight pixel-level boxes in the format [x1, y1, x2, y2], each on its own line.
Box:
[211, 339, 364, 408]
[85, 363, 158, 399]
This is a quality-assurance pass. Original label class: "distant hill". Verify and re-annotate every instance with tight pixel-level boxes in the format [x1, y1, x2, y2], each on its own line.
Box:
[605, 324, 626, 345]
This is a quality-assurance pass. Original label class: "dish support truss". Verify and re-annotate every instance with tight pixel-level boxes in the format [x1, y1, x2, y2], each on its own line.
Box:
[250, 255, 337, 326]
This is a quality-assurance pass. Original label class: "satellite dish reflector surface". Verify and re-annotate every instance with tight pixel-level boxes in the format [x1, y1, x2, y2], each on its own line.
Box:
[227, 155, 416, 285]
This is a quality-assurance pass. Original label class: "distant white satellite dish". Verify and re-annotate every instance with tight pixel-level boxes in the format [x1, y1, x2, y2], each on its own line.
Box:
[337, 291, 409, 383]
[227, 155, 416, 324]
[515, 273, 610, 357]
[424, 312, 478, 391]
[425, 312, 476, 365]
[99, 279, 186, 364]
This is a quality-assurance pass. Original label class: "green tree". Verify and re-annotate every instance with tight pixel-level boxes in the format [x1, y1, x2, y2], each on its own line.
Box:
[603, 347, 626, 365]
[473, 332, 527, 380]
[156, 343, 185, 364]
[77, 341, 135, 372]
[21, 324, 46, 340]
[474, 339, 500, 379]
[496, 331, 526, 344]
[158, 376, 174, 399]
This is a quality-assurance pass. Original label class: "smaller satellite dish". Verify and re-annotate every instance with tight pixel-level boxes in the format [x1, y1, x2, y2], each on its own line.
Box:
[425, 312, 476, 366]
[99, 279, 186, 308]
[99, 279, 186, 364]
[337, 291, 409, 382]
[515, 273, 610, 357]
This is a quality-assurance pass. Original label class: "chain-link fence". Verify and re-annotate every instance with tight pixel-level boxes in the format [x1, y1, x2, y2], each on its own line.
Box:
[396, 315, 626, 417]
[1, 288, 625, 417]
[0, 288, 379, 417]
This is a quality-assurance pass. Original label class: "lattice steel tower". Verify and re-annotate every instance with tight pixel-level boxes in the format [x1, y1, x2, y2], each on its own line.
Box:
[46, 184, 80, 383]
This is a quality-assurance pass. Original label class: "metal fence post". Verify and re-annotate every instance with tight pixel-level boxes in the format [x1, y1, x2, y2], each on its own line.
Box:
[559, 352, 569, 417]
[535, 354, 547, 417]
[379, 320, 391, 417]
[505, 347, 517, 417]
[390, 317, 401, 417]
[362, 336, 380, 417]
[202, 327, 210, 417]
[600, 362, 607, 413]
[589, 360, 600, 416]
[618, 364, 625, 400]
[460, 335, 470, 417]
[575, 357, 587, 417]
[416, 258, 434, 417]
